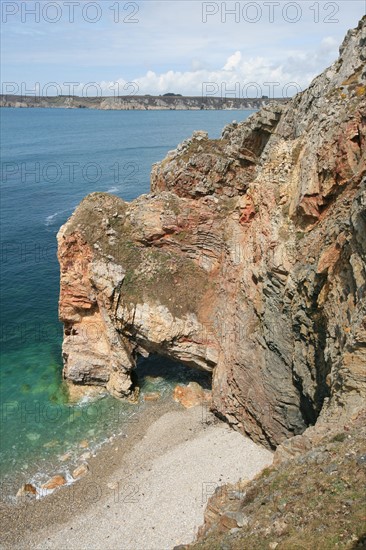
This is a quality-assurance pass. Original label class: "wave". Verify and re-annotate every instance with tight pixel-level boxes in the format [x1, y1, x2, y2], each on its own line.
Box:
[107, 144, 175, 154]
[45, 212, 60, 225]
[45, 206, 76, 226]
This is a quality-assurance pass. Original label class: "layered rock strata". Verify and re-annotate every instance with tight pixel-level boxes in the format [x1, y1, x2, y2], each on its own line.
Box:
[58, 17, 366, 448]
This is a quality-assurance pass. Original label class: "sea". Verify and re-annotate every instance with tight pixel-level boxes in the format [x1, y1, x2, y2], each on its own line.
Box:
[0, 107, 254, 499]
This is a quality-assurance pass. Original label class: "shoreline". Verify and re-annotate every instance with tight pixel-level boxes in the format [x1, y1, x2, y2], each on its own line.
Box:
[0, 398, 273, 550]
[0, 95, 288, 112]
[0, 105, 257, 112]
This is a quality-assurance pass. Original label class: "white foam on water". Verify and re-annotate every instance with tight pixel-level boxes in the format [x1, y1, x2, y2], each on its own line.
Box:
[44, 206, 76, 226]
[45, 211, 60, 225]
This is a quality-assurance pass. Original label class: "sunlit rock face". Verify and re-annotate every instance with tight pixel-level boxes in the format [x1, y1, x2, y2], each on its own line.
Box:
[58, 17, 366, 449]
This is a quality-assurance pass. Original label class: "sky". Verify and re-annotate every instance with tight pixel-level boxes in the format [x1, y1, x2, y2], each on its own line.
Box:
[1, 0, 365, 97]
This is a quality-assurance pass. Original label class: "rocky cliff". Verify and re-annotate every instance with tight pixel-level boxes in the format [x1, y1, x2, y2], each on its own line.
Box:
[58, 17, 365, 450]
[0, 95, 286, 111]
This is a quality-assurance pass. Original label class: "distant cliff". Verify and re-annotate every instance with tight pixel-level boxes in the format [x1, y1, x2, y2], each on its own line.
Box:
[0, 94, 288, 111]
[57, 16, 365, 451]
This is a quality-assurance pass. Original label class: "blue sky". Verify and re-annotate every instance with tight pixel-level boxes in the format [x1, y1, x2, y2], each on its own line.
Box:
[1, 0, 365, 96]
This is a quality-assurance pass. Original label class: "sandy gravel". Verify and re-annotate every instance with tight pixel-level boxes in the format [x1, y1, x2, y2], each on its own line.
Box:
[1, 403, 272, 550]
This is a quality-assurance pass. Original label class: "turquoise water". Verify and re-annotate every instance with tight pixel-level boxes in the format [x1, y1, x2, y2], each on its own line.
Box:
[0, 108, 254, 496]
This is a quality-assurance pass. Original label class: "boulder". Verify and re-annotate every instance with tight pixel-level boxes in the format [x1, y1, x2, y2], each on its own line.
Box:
[41, 475, 67, 490]
[173, 382, 212, 408]
[16, 484, 37, 498]
[72, 464, 89, 479]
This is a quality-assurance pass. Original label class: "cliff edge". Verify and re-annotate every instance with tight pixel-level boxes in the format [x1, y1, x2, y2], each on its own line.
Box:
[58, 17, 365, 450]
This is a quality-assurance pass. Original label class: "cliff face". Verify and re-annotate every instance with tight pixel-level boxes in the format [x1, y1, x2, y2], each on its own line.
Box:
[58, 18, 366, 449]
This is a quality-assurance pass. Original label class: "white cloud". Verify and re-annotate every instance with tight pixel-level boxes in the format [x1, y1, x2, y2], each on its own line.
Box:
[93, 36, 340, 98]
[2, 0, 364, 94]
[321, 36, 339, 48]
[223, 51, 242, 71]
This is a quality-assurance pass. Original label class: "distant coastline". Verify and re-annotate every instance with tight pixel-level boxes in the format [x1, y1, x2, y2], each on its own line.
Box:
[0, 94, 288, 111]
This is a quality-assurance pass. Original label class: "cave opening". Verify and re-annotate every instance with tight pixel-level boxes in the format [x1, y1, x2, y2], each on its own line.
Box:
[131, 353, 212, 401]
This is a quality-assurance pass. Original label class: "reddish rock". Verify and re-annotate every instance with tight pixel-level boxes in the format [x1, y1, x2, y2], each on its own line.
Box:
[173, 382, 212, 408]
[239, 196, 256, 225]
[143, 392, 161, 402]
[41, 475, 67, 490]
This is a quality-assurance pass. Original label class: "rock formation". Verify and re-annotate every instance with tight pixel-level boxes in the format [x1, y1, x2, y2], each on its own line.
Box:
[58, 17, 365, 449]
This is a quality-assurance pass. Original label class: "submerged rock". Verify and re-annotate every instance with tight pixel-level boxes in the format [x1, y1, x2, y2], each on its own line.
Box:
[43, 440, 59, 448]
[59, 452, 72, 462]
[144, 375, 164, 384]
[26, 433, 40, 442]
[66, 382, 107, 404]
[80, 451, 92, 461]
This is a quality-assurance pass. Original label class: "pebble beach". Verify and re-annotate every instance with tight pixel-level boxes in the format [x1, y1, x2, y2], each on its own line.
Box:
[1, 400, 273, 550]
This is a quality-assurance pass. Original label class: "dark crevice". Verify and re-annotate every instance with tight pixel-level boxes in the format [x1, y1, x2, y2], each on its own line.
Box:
[292, 272, 331, 429]
[292, 373, 317, 426]
[312, 308, 331, 412]
[309, 274, 332, 412]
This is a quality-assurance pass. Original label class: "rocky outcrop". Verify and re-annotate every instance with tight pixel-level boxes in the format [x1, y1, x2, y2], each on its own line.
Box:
[58, 228, 135, 398]
[58, 17, 366, 449]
